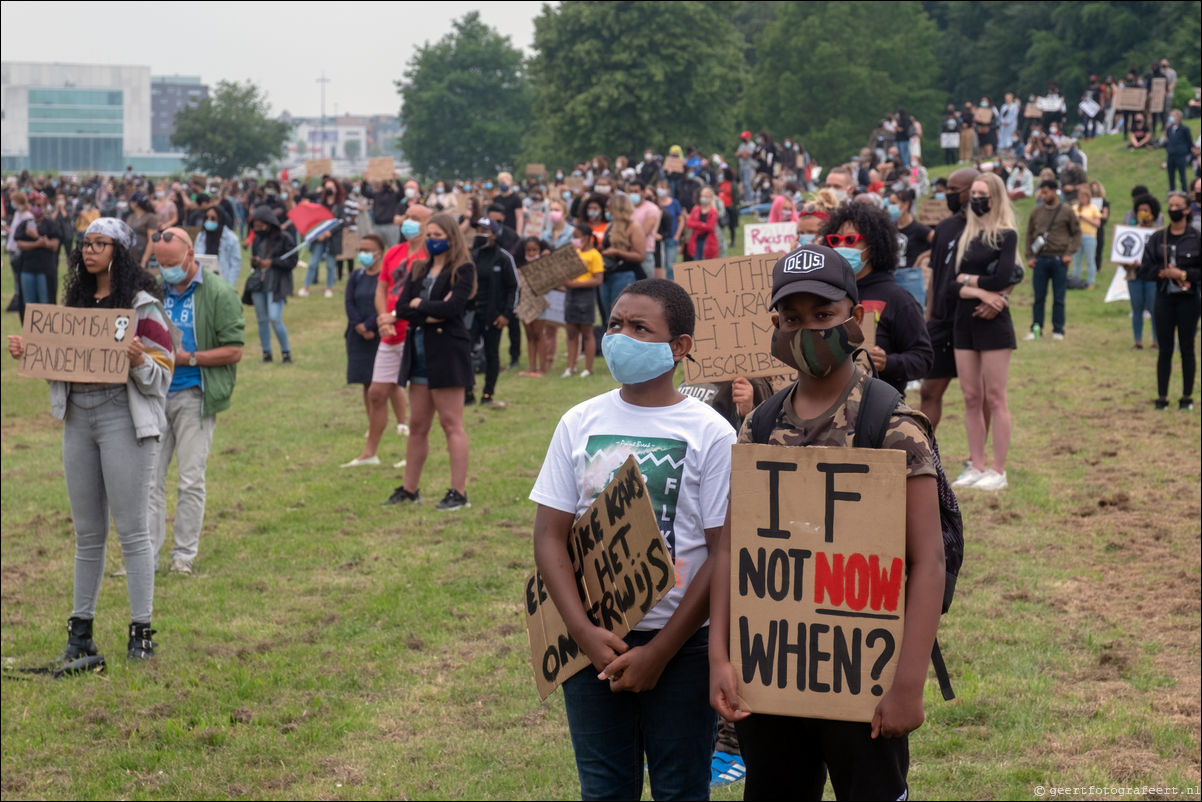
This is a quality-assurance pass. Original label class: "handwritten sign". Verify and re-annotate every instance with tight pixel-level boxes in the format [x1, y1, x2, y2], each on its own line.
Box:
[663, 156, 686, 174]
[519, 244, 589, 297]
[1148, 77, 1167, 112]
[1109, 224, 1154, 264]
[1078, 98, 1101, 119]
[564, 176, 585, 192]
[675, 253, 793, 383]
[1023, 102, 1043, 120]
[338, 230, 361, 262]
[305, 159, 332, 179]
[515, 270, 549, 324]
[744, 223, 796, 256]
[18, 304, 134, 383]
[525, 163, 547, 179]
[939, 132, 960, 149]
[973, 107, 993, 126]
[524, 456, 672, 700]
[194, 254, 219, 274]
[1113, 87, 1147, 112]
[729, 444, 907, 722]
[364, 157, 395, 183]
[917, 198, 952, 227]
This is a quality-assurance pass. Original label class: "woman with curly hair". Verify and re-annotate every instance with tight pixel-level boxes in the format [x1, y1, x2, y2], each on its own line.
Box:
[7, 218, 175, 666]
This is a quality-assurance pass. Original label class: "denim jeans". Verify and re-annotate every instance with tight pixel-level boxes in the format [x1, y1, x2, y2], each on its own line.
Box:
[1128, 279, 1157, 343]
[1071, 235, 1098, 285]
[1031, 256, 1068, 335]
[663, 239, 678, 281]
[19, 271, 50, 308]
[599, 270, 638, 325]
[149, 388, 217, 565]
[562, 628, 714, 801]
[306, 240, 337, 289]
[251, 291, 290, 354]
[62, 385, 157, 622]
[896, 139, 911, 168]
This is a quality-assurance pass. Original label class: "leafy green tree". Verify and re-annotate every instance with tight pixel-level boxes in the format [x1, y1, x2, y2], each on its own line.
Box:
[344, 139, 361, 161]
[526, 1, 745, 166]
[398, 11, 531, 180]
[745, 1, 942, 165]
[171, 80, 291, 177]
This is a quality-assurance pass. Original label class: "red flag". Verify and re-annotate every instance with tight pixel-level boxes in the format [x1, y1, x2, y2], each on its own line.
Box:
[286, 201, 335, 236]
[280, 167, 290, 183]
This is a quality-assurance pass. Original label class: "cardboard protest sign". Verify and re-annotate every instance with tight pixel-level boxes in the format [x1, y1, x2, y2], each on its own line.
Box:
[564, 176, 585, 192]
[519, 244, 588, 297]
[663, 156, 686, 174]
[527, 208, 547, 236]
[675, 253, 794, 383]
[1109, 225, 1154, 264]
[184, 226, 203, 246]
[338, 229, 361, 262]
[938, 132, 960, 149]
[744, 223, 796, 256]
[305, 158, 333, 179]
[1078, 98, 1101, 119]
[525, 163, 547, 179]
[853, 303, 879, 353]
[973, 107, 993, 125]
[194, 254, 219, 274]
[1113, 87, 1147, 112]
[728, 444, 907, 722]
[363, 157, 395, 183]
[1148, 77, 1167, 112]
[917, 198, 952, 227]
[18, 304, 135, 383]
[515, 270, 549, 324]
[524, 455, 673, 700]
[1023, 102, 1043, 119]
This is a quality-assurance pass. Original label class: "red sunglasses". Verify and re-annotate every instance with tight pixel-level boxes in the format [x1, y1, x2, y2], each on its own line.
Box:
[825, 233, 862, 248]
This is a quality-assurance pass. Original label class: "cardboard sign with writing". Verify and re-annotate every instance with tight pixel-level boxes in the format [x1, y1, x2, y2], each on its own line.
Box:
[519, 244, 589, 296]
[338, 229, 361, 262]
[564, 176, 585, 192]
[194, 254, 219, 274]
[1109, 224, 1155, 264]
[524, 456, 673, 700]
[663, 156, 686, 174]
[744, 223, 797, 256]
[729, 444, 907, 722]
[1078, 98, 1101, 119]
[305, 158, 333, 179]
[973, 107, 993, 125]
[675, 253, 793, 383]
[917, 198, 952, 227]
[1148, 77, 1167, 112]
[364, 157, 395, 183]
[18, 303, 135, 383]
[939, 132, 960, 149]
[525, 163, 547, 178]
[515, 270, 549, 324]
[1023, 102, 1043, 119]
[1113, 87, 1147, 112]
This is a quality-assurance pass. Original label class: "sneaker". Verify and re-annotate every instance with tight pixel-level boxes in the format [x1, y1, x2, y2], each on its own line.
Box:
[396, 423, 410, 437]
[974, 469, 1008, 491]
[1180, 398, 1195, 411]
[262, 353, 273, 363]
[508, 360, 521, 371]
[1154, 398, 1169, 410]
[952, 467, 985, 489]
[383, 486, 421, 505]
[393, 459, 407, 469]
[1052, 332, 1065, 340]
[435, 488, 470, 511]
[281, 351, 293, 364]
[561, 368, 574, 378]
[127, 622, 157, 660]
[579, 369, 591, 378]
[1023, 332, 1037, 341]
[169, 558, 193, 575]
[324, 288, 334, 298]
[297, 287, 310, 297]
[341, 456, 381, 468]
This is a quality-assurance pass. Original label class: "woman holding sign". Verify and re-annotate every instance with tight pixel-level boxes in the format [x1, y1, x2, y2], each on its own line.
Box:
[7, 217, 173, 666]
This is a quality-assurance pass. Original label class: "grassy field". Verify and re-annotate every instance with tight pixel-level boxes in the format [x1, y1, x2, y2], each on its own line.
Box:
[1, 134, 1199, 801]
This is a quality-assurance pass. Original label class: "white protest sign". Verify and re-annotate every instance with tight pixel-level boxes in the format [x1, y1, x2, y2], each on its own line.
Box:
[1109, 225, 1154, 265]
[743, 223, 796, 256]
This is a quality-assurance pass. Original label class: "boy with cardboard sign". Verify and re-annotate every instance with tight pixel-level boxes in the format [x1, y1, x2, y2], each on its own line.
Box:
[709, 244, 945, 801]
[532, 279, 736, 800]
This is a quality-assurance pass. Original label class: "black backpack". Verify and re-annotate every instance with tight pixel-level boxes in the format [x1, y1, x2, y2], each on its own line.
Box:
[750, 375, 963, 700]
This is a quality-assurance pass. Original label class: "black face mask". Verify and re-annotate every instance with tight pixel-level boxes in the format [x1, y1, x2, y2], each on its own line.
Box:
[1168, 208, 1186, 223]
[946, 192, 963, 214]
[473, 235, 491, 249]
[970, 197, 991, 217]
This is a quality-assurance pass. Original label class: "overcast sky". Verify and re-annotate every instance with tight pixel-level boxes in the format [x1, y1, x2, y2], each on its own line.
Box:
[0, 1, 545, 118]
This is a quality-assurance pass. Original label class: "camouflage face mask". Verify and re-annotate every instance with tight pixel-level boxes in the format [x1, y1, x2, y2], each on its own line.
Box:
[771, 317, 865, 378]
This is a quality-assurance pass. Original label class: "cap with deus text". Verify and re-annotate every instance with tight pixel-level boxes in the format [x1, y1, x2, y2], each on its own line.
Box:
[769, 244, 859, 308]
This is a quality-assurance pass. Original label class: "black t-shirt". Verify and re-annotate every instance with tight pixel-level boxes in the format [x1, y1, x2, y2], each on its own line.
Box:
[1130, 119, 1149, 138]
[493, 192, 522, 232]
[897, 220, 932, 268]
[16, 218, 58, 277]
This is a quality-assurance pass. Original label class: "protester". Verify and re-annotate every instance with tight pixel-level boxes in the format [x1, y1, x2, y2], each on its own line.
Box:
[365, 180, 402, 247]
[532, 278, 734, 801]
[7, 218, 173, 663]
[1143, 191, 1200, 411]
[819, 203, 932, 394]
[1127, 113, 1152, 149]
[13, 192, 58, 320]
[301, 178, 344, 298]
[384, 213, 476, 510]
[562, 223, 604, 378]
[5, 190, 31, 310]
[1163, 110, 1194, 192]
[683, 186, 720, 263]
[493, 172, 524, 236]
[1071, 185, 1103, 289]
[655, 180, 684, 280]
[598, 193, 647, 324]
[887, 188, 933, 306]
[949, 174, 1019, 491]
[148, 227, 244, 575]
[629, 180, 661, 279]
[1006, 159, 1035, 200]
[340, 234, 387, 466]
[1024, 179, 1081, 340]
[195, 206, 242, 287]
[1122, 194, 1161, 349]
[248, 205, 298, 363]
[1090, 180, 1111, 281]
[709, 243, 944, 802]
[468, 218, 518, 406]
[823, 167, 854, 204]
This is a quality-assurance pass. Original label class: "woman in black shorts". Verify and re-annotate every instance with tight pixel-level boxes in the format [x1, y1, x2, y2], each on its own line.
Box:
[561, 224, 605, 377]
[950, 172, 1020, 492]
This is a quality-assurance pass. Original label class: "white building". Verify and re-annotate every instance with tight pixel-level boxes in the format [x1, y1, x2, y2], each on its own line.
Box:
[285, 115, 369, 165]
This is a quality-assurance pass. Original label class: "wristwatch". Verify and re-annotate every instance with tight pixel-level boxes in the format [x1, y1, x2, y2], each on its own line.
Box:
[188, 352, 198, 367]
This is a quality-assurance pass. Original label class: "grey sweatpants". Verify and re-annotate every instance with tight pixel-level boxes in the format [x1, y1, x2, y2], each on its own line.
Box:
[62, 385, 157, 622]
[149, 387, 216, 565]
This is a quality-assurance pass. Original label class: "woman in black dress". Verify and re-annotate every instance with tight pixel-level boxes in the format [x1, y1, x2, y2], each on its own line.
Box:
[342, 234, 386, 467]
[950, 173, 1020, 492]
[384, 213, 477, 510]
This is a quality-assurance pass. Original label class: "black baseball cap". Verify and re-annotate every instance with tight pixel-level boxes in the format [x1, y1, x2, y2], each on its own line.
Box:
[770, 243, 860, 308]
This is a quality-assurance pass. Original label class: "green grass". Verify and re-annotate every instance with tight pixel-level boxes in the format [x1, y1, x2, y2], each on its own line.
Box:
[2, 134, 1199, 800]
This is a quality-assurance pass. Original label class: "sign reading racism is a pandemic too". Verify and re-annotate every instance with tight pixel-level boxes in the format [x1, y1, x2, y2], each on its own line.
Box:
[519, 244, 589, 297]
[729, 444, 907, 723]
[18, 303, 134, 383]
[675, 253, 794, 383]
[524, 456, 673, 700]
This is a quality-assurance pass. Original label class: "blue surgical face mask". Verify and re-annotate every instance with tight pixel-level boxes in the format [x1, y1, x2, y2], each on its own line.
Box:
[160, 263, 188, 284]
[604, 211, 613, 222]
[934, 192, 946, 201]
[629, 192, 642, 206]
[357, 251, 375, 267]
[426, 237, 449, 255]
[400, 219, 421, 240]
[796, 234, 815, 246]
[484, 182, 494, 191]
[601, 333, 676, 384]
[203, 220, 218, 232]
[562, 191, 572, 201]
[835, 246, 863, 273]
[886, 203, 902, 222]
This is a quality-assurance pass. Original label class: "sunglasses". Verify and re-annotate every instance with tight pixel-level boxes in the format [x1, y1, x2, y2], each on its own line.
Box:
[825, 233, 862, 248]
[151, 231, 178, 243]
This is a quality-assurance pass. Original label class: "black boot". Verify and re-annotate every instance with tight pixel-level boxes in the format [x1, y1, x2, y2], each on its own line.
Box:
[127, 621, 157, 660]
[60, 616, 99, 663]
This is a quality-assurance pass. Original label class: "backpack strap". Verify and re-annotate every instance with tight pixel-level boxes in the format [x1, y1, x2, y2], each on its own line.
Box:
[851, 377, 903, 449]
[750, 383, 795, 445]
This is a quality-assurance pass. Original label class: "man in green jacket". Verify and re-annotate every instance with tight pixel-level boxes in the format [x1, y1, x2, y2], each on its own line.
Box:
[149, 227, 245, 575]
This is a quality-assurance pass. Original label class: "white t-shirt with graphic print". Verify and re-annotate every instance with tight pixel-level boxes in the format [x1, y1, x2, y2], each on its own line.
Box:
[530, 389, 736, 630]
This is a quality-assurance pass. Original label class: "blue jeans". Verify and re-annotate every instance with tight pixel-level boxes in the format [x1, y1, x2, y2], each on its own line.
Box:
[896, 139, 911, 168]
[1071, 235, 1098, 285]
[1128, 279, 1157, 343]
[251, 291, 291, 354]
[599, 270, 638, 325]
[306, 240, 337, 289]
[1031, 256, 1068, 335]
[562, 628, 714, 801]
[19, 271, 50, 307]
[663, 239, 678, 281]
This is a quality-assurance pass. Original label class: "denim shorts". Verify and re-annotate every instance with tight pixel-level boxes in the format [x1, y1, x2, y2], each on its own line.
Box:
[410, 329, 429, 385]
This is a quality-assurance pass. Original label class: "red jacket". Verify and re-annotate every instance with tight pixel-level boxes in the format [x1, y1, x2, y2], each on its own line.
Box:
[686, 207, 719, 260]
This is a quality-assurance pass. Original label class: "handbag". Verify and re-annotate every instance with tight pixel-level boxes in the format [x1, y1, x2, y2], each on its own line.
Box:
[241, 270, 264, 306]
[1030, 202, 1062, 255]
[984, 256, 1025, 286]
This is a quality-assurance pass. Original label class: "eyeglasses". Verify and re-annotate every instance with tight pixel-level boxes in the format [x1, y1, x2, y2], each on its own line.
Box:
[81, 240, 113, 253]
[825, 233, 862, 248]
[151, 231, 177, 243]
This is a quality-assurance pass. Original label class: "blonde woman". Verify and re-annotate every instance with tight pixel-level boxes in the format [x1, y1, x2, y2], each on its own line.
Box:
[597, 192, 646, 322]
[950, 172, 1020, 491]
[1071, 185, 1103, 288]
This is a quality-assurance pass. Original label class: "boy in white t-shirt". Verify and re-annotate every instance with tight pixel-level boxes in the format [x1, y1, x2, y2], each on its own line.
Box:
[531, 278, 736, 801]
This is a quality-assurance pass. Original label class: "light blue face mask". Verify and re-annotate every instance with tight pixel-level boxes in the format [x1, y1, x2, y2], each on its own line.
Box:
[203, 220, 218, 232]
[796, 234, 815, 246]
[934, 192, 946, 201]
[357, 251, 375, 267]
[601, 333, 676, 384]
[835, 246, 863, 273]
[400, 219, 421, 240]
[160, 263, 188, 284]
[629, 193, 642, 206]
[886, 203, 902, 222]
